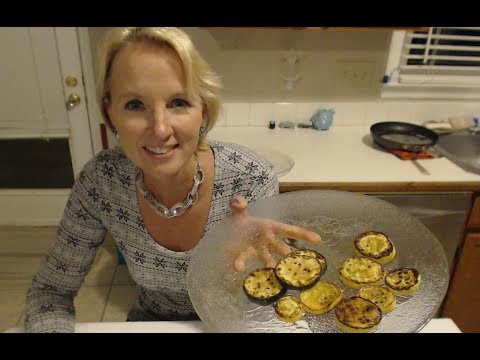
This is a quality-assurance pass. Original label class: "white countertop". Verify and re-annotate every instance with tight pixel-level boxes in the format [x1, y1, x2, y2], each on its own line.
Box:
[4, 127, 466, 335]
[4, 318, 460, 333]
[208, 126, 480, 184]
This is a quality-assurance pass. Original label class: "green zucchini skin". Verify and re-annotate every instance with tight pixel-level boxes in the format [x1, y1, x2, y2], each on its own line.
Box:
[278, 276, 321, 291]
[245, 288, 287, 306]
[243, 267, 286, 305]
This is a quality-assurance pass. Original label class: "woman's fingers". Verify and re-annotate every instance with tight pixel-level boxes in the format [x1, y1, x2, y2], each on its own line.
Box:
[229, 195, 248, 214]
[254, 239, 277, 269]
[230, 205, 322, 272]
[268, 238, 293, 257]
[233, 244, 257, 272]
[275, 222, 322, 243]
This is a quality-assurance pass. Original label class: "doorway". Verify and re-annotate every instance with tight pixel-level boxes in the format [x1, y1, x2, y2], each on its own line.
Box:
[0, 27, 94, 225]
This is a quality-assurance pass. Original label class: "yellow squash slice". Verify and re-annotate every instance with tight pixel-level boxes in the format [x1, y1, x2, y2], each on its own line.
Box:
[357, 285, 397, 314]
[335, 296, 382, 333]
[299, 281, 344, 315]
[243, 268, 285, 305]
[338, 257, 385, 289]
[275, 254, 322, 289]
[288, 249, 327, 276]
[353, 230, 396, 264]
[274, 295, 303, 323]
[385, 267, 421, 295]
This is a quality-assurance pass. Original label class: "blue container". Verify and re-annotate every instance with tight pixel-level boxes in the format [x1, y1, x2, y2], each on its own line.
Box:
[116, 246, 126, 265]
[311, 109, 335, 131]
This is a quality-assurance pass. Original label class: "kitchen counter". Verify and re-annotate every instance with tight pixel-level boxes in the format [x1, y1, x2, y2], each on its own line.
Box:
[208, 126, 480, 192]
[4, 318, 461, 333]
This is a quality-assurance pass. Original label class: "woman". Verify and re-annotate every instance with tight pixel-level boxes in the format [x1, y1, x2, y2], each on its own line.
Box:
[25, 27, 321, 332]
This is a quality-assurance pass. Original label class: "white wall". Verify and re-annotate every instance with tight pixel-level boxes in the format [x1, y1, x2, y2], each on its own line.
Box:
[217, 100, 479, 128]
[87, 27, 479, 129]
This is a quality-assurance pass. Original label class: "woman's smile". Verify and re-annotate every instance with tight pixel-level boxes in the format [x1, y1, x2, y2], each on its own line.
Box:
[142, 144, 179, 159]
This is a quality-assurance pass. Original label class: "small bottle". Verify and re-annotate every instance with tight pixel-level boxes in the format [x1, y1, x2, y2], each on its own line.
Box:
[389, 68, 399, 83]
[467, 116, 480, 134]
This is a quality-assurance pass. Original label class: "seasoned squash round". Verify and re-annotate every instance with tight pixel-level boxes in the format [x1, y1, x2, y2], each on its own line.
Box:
[353, 230, 396, 265]
[335, 296, 382, 333]
[338, 257, 385, 289]
[300, 281, 344, 315]
[275, 254, 322, 289]
[357, 285, 397, 314]
[385, 267, 421, 295]
[274, 295, 303, 323]
[243, 268, 285, 305]
[287, 249, 327, 276]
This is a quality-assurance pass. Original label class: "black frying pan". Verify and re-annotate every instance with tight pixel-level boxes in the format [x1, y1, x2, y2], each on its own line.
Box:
[370, 121, 439, 152]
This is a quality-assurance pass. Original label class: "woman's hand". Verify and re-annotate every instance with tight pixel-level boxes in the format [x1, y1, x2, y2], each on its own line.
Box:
[229, 195, 322, 272]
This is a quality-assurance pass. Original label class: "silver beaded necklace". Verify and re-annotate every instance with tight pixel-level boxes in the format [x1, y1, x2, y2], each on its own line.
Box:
[135, 159, 205, 218]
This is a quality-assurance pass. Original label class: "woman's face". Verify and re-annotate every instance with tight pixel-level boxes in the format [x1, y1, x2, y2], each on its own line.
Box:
[105, 40, 204, 180]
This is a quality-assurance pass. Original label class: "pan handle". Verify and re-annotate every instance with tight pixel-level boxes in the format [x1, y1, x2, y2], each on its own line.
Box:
[412, 160, 430, 175]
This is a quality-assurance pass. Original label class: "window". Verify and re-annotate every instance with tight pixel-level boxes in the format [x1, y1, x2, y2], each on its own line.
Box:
[382, 27, 480, 99]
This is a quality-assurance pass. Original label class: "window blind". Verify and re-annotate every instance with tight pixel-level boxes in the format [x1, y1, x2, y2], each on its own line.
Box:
[398, 27, 480, 85]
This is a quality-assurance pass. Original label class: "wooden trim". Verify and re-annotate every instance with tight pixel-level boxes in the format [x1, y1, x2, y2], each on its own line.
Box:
[55, 27, 93, 177]
[0, 189, 70, 225]
[100, 123, 108, 150]
[280, 182, 480, 193]
[77, 27, 103, 155]
[202, 27, 429, 32]
[441, 233, 480, 332]
[0, 130, 69, 139]
[289, 27, 429, 31]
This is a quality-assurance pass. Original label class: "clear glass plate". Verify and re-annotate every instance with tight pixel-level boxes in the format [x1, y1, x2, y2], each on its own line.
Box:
[187, 190, 449, 333]
[249, 147, 295, 177]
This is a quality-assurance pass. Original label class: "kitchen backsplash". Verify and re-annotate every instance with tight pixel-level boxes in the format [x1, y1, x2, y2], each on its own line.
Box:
[217, 101, 480, 128]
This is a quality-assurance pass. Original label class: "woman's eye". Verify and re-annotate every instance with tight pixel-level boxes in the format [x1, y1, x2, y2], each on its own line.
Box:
[170, 98, 190, 108]
[124, 100, 144, 111]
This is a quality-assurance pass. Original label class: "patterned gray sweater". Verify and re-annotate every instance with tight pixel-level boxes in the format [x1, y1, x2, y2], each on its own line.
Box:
[25, 140, 278, 332]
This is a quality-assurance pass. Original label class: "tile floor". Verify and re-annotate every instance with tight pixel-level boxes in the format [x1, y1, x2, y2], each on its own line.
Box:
[0, 226, 138, 332]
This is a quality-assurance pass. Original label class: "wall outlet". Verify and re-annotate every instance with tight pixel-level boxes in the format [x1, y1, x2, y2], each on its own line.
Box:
[335, 61, 376, 91]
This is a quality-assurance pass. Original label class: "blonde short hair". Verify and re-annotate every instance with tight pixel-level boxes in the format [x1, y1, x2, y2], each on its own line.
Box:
[96, 27, 222, 148]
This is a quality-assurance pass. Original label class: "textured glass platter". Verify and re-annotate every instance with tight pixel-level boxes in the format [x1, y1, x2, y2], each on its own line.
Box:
[249, 147, 295, 177]
[187, 190, 449, 333]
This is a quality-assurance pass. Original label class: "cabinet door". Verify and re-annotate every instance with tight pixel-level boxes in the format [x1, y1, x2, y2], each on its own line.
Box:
[467, 195, 480, 228]
[442, 233, 480, 332]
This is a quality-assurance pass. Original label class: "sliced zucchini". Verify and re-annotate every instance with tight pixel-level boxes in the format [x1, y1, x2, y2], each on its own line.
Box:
[288, 249, 327, 276]
[274, 295, 303, 323]
[335, 296, 382, 333]
[385, 267, 421, 295]
[338, 257, 385, 289]
[243, 268, 285, 305]
[353, 230, 396, 265]
[357, 285, 397, 314]
[300, 281, 344, 315]
[275, 254, 322, 289]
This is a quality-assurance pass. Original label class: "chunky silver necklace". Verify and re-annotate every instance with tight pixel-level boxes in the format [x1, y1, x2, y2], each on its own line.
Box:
[135, 160, 205, 218]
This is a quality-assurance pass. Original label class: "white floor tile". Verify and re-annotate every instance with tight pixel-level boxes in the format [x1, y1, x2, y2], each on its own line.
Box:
[102, 285, 138, 322]
[0, 286, 29, 332]
[75, 286, 111, 323]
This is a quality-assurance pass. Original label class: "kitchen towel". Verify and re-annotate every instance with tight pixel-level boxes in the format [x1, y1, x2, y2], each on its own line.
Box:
[388, 148, 435, 160]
